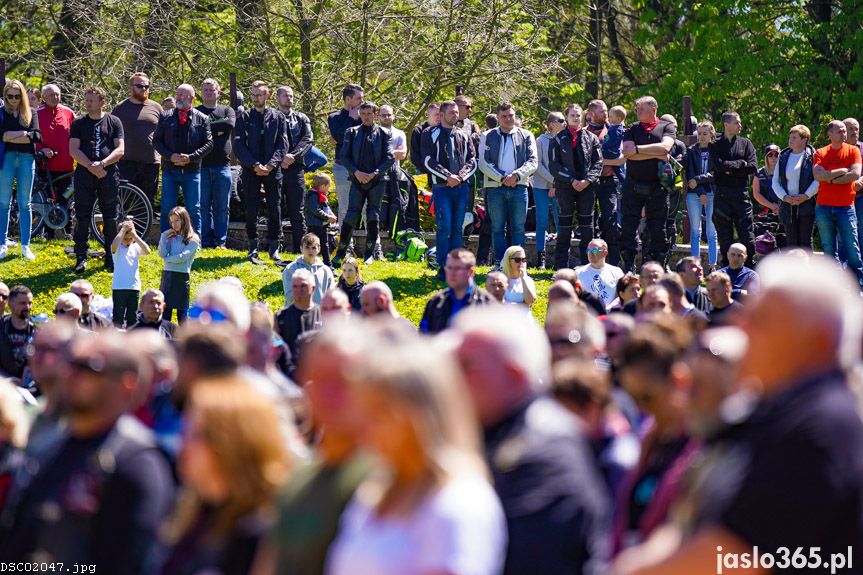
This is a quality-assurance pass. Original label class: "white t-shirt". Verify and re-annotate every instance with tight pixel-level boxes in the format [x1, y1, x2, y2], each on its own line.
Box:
[327, 475, 507, 575]
[576, 263, 624, 310]
[112, 243, 142, 290]
[387, 126, 407, 169]
[785, 151, 805, 194]
[504, 275, 536, 305]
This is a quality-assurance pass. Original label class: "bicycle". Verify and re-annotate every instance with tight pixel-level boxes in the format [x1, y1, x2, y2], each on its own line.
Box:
[28, 154, 153, 244]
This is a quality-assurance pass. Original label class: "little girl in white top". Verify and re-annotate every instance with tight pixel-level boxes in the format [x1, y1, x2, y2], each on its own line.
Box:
[111, 219, 150, 327]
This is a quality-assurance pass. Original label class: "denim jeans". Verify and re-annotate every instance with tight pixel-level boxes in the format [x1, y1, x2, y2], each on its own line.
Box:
[816, 204, 863, 284]
[837, 195, 863, 264]
[486, 185, 528, 262]
[0, 151, 35, 246]
[199, 166, 232, 247]
[685, 192, 718, 265]
[332, 163, 352, 225]
[432, 184, 468, 265]
[161, 170, 202, 235]
[532, 187, 559, 252]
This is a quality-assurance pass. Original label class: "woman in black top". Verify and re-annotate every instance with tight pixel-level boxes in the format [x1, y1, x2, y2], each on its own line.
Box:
[0, 80, 41, 261]
[336, 256, 365, 310]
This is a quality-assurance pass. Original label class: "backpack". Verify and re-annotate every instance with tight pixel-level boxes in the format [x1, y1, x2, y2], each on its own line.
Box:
[393, 229, 428, 262]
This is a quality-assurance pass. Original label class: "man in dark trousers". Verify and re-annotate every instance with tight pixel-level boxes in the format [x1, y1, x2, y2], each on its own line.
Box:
[710, 111, 757, 267]
[196, 78, 236, 249]
[619, 96, 676, 272]
[233, 80, 288, 262]
[68, 86, 125, 273]
[276, 86, 314, 253]
[332, 101, 394, 266]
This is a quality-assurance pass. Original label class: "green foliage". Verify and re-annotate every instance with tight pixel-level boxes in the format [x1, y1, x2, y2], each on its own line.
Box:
[0, 240, 554, 325]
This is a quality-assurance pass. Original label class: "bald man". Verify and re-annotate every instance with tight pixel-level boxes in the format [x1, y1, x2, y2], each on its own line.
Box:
[359, 281, 415, 330]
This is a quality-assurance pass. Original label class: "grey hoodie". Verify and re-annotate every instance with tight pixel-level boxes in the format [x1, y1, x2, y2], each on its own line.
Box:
[282, 256, 335, 306]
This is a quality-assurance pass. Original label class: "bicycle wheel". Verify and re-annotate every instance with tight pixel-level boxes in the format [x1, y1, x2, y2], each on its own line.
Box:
[91, 181, 153, 244]
[29, 187, 49, 236]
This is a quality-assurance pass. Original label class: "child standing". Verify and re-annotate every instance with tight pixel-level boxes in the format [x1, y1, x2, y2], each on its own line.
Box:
[111, 219, 150, 327]
[304, 172, 337, 266]
[158, 206, 200, 324]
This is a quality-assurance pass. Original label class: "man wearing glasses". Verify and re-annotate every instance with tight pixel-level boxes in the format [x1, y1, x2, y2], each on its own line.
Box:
[112, 72, 164, 207]
[419, 247, 494, 333]
[575, 238, 624, 312]
[70, 279, 112, 330]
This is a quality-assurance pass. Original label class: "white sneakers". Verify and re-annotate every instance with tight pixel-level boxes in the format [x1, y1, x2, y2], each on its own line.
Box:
[21, 245, 35, 261]
[0, 245, 6, 259]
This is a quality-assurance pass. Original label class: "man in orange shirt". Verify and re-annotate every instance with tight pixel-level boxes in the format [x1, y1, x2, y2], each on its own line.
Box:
[814, 120, 863, 286]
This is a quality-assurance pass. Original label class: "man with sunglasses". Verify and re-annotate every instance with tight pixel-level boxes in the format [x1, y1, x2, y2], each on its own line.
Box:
[112, 72, 163, 207]
[53, 292, 83, 324]
[70, 279, 112, 330]
[575, 238, 624, 312]
[0, 333, 175, 570]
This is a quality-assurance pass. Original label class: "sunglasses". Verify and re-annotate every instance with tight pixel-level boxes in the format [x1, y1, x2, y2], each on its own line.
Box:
[188, 304, 229, 324]
[0, 294, 7, 301]
[512, 257, 528, 263]
[54, 308, 70, 315]
[767, 152, 779, 157]
[587, 248, 604, 254]
[553, 118, 566, 124]
[133, 83, 150, 90]
[72, 292, 91, 299]
[67, 355, 108, 375]
[6, 93, 21, 100]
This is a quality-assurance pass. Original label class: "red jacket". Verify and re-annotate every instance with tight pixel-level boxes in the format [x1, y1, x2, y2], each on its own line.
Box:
[36, 104, 75, 172]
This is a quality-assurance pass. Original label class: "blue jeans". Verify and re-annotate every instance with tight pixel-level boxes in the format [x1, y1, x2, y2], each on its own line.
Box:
[532, 187, 559, 252]
[816, 204, 863, 284]
[487, 185, 528, 262]
[199, 166, 232, 247]
[837, 195, 863, 264]
[161, 170, 201, 235]
[0, 151, 35, 246]
[432, 183, 468, 264]
[685, 193, 718, 265]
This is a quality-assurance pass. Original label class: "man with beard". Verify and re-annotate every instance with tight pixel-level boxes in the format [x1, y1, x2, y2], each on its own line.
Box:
[112, 72, 163, 207]
[154, 83, 214, 236]
[0, 286, 37, 381]
[0, 333, 175, 572]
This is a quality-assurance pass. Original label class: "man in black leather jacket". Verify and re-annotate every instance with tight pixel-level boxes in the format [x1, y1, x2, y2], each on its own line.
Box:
[153, 83, 213, 236]
[234, 80, 288, 261]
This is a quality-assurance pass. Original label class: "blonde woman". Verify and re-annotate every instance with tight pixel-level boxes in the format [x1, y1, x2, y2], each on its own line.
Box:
[501, 244, 537, 306]
[684, 120, 719, 268]
[1, 79, 41, 260]
[327, 330, 506, 575]
[158, 378, 295, 575]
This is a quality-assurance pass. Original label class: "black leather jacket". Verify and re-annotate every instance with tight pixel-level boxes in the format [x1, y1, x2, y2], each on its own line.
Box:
[154, 108, 213, 173]
[549, 128, 603, 189]
[233, 106, 288, 170]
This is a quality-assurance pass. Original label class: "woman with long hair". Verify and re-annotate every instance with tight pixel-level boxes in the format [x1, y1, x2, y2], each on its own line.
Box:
[0, 79, 41, 260]
[158, 206, 200, 323]
[684, 121, 719, 270]
[158, 378, 295, 575]
[336, 256, 365, 311]
[326, 330, 506, 575]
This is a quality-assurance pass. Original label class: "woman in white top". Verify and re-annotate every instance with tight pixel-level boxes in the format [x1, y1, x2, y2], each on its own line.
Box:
[533, 112, 566, 269]
[501, 245, 537, 307]
[326, 330, 506, 575]
[771, 125, 819, 248]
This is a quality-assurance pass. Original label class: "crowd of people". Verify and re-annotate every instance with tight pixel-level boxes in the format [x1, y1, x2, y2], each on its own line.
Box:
[2, 74, 863, 574]
[0, 245, 861, 574]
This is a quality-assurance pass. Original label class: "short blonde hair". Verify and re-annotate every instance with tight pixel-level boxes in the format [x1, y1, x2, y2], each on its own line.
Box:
[790, 124, 811, 141]
[706, 271, 732, 288]
[609, 106, 627, 123]
[312, 172, 332, 189]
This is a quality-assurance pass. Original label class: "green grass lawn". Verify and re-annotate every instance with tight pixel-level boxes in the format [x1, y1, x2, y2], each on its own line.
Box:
[0, 239, 555, 325]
